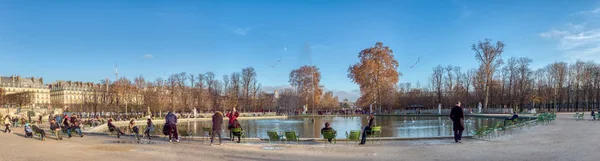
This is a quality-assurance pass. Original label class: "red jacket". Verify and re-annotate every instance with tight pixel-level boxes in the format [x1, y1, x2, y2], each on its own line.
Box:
[226, 112, 239, 125]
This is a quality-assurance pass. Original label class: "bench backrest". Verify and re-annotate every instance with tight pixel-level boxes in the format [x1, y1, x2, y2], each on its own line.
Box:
[285, 131, 298, 140]
[322, 130, 335, 139]
[347, 130, 360, 140]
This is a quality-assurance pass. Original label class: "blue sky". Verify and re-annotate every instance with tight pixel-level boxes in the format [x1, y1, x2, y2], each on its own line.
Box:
[1, 0, 599, 101]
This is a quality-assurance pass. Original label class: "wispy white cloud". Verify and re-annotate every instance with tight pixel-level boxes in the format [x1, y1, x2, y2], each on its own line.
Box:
[143, 54, 154, 59]
[233, 28, 251, 36]
[540, 9, 600, 61]
[574, 7, 600, 15]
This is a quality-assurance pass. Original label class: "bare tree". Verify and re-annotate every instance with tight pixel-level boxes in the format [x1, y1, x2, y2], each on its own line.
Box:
[472, 39, 505, 109]
[242, 67, 257, 112]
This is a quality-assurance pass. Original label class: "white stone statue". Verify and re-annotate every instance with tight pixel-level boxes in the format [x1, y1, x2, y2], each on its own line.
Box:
[478, 102, 482, 113]
[438, 103, 442, 114]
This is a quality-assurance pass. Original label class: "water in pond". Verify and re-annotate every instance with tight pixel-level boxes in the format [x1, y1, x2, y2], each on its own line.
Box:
[105, 116, 502, 139]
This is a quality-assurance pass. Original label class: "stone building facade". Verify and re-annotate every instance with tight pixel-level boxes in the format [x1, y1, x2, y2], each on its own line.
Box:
[49, 81, 102, 108]
[0, 75, 50, 108]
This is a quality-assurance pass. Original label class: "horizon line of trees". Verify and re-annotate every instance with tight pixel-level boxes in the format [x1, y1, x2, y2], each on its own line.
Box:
[350, 40, 600, 113]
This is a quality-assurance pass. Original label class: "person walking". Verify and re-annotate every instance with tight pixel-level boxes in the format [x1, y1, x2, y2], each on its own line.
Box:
[210, 111, 224, 146]
[450, 101, 465, 143]
[359, 114, 376, 145]
[4, 115, 12, 133]
[165, 111, 179, 142]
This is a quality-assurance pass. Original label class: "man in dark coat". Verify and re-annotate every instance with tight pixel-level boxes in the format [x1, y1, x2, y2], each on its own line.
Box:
[165, 111, 179, 142]
[450, 101, 465, 143]
[211, 111, 224, 146]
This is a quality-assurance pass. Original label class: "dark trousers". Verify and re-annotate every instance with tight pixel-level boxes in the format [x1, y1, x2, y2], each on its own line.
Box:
[144, 129, 151, 138]
[110, 127, 125, 138]
[4, 124, 10, 133]
[211, 130, 222, 144]
[453, 130, 463, 142]
[360, 126, 371, 144]
[131, 126, 140, 140]
[168, 124, 178, 140]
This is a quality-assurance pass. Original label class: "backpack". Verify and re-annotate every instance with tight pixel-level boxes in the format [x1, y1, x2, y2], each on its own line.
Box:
[162, 125, 169, 135]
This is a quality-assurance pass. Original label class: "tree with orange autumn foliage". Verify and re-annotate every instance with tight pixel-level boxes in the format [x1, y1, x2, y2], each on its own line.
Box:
[348, 42, 400, 112]
[289, 65, 323, 112]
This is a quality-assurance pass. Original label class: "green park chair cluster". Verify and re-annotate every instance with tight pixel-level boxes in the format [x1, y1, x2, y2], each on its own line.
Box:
[265, 130, 300, 144]
[538, 113, 556, 125]
[572, 112, 584, 121]
[471, 113, 556, 139]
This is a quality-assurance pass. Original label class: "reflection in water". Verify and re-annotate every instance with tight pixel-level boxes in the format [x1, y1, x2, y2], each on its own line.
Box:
[106, 116, 501, 139]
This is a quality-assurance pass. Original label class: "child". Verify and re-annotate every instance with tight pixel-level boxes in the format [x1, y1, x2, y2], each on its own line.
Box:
[24, 123, 33, 138]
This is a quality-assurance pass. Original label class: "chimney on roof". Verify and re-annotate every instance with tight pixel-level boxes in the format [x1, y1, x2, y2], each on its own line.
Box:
[39, 78, 43, 84]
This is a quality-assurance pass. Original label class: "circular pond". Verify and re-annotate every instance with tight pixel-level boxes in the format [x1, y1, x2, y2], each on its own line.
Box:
[105, 115, 502, 139]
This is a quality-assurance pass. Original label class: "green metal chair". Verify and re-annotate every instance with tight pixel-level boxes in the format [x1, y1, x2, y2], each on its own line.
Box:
[179, 130, 192, 141]
[284, 131, 300, 144]
[267, 130, 282, 144]
[493, 122, 504, 136]
[470, 126, 487, 139]
[231, 127, 245, 143]
[202, 127, 212, 144]
[346, 130, 361, 145]
[573, 113, 579, 120]
[321, 130, 336, 144]
[368, 126, 382, 144]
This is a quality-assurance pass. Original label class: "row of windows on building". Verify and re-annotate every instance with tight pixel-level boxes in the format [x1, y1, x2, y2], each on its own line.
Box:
[4, 88, 49, 93]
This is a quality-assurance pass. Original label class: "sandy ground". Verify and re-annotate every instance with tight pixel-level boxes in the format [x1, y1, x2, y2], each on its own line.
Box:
[0, 113, 598, 161]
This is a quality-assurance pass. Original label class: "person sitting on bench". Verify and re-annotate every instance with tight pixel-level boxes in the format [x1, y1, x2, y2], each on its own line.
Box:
[231, 119, 243, 143]
[144, 118, 154, 139]
[32, 125, 46, 141]
[359, 114, 376, 145]
[107, 119, 125, 138]
[320, 122, 336, 143]
[50, 119, 63, 140]
[506, 112, 519, 121]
